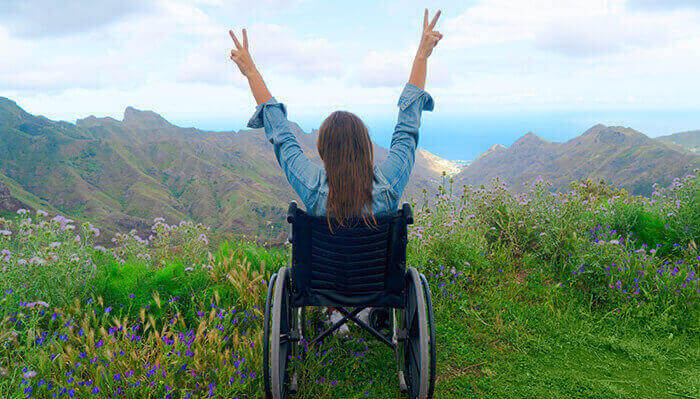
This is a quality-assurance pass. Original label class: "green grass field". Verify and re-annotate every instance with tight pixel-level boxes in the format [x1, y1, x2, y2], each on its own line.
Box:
[293, 266, 698, 398]
[1, 175, 698, 398]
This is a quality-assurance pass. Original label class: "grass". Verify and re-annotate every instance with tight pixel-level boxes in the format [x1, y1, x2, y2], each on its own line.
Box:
[0, 174, 698, 398]
[286, 266, 698, 399]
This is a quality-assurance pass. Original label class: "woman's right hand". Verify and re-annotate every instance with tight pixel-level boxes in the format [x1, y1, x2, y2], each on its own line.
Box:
[416, 9, 442, 59]
[229, 29, 258, 78]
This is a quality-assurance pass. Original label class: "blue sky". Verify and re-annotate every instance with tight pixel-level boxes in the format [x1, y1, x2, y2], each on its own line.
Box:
[1, 0, 699, 160]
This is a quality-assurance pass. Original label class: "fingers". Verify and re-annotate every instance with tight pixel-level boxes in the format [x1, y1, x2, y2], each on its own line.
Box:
[242, 28, 248, 49]
[229, 29, 242, 49]
[428, 10, 441, 30]
[423, 9, 428, 30]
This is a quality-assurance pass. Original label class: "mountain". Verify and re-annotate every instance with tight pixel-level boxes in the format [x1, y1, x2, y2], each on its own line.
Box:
[0, 182, 28, 214]
[0, 97, 452, 240]
[455, 125, 699, 196]
[656, 130, 699, 153]
[417, 148, 465, 176]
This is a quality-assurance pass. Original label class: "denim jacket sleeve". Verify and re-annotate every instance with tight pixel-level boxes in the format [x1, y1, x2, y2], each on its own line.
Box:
[247, 98, 322, 209]
[378, 83, 434, 199]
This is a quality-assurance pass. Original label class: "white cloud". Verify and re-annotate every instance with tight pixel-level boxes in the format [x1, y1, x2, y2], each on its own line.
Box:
[0, 54, 141, 93]
[534, 14, 674, 56]
[353, 49, 452, 88]
[178, 23, 345, 85]
[177, 42, 245, 86]
[0, 0, 151, 38]
[442, 0, 699, 57]
[0, 0, 221, 93]
[2, 0, 700, 129]
[627, 0, 700, 10]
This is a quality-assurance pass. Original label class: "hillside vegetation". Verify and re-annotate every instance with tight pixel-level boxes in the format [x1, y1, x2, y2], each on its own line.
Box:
[1, 173, 697, 398]
[657, 130, 700, 154]
[456, 125, 698, 196]
[0, 97, 447, 241]
[2, 97, 699, 245]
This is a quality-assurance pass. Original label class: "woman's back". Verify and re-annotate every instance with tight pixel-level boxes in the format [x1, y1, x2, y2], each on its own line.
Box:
[247, 82, 434, 218]
[230, 9, 442, 222]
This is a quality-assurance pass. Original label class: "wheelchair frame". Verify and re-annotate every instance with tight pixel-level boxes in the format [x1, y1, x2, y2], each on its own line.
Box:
[263, 202, 436, 399]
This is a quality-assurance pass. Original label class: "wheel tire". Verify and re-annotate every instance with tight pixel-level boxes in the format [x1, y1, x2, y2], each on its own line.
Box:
[270, 267, 296, 399]
[419, 273, 437, 399]
[263, 273, 278, 399]
[400, 267, 430, 399]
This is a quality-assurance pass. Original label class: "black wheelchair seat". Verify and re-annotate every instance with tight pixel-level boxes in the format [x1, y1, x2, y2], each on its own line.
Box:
[286, 201, 412, 308]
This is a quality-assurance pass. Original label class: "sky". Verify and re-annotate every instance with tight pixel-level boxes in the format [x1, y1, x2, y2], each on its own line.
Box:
[1, 0, 700, 161]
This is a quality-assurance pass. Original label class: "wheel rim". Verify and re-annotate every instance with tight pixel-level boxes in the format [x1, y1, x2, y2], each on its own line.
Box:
[420, 274, 436, 399]
[263, 273, 278, 399]
[270, 268, 296, 399]
[405, 278, 419, 396]
[401, 268, 429, 399]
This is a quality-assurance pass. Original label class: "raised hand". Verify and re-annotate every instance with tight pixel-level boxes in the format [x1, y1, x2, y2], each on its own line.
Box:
[408, 9, 442, 91]
[417, 9, 442, 59]
[229, 29, 257, 77]
[228, 28, 272, 104]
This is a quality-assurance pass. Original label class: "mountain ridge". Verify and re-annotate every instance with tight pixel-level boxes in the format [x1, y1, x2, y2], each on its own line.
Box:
[3, 96, 698, 239]
[456, 125, 698, 195]
[0, 97, 452, 240]
[656, 130, 699, 153]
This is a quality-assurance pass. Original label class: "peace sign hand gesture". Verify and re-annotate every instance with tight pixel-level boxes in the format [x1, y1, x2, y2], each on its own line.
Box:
[229, 29, 257, 77]
[417, 9, 443, 59]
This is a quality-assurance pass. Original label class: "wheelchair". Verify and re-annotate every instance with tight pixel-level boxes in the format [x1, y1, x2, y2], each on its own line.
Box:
[263, 202, 436, 399]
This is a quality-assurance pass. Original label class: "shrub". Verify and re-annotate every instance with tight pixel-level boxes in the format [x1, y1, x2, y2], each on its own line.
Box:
[406, 173, 699, 325]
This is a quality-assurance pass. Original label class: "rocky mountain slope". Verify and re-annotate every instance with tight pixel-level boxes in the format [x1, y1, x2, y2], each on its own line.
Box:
[656, 130, 699, 153]
[3, 96, 697, 239]
[455, 125, 699, 195]
[0, 97, 450, 240]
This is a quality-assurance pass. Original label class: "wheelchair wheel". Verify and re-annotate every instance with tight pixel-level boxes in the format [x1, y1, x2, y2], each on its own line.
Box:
[419, 274, 437, 399]
[264, 267, 298, 399]
[398, 267, 433, 399]
[263, 273, 278, 398]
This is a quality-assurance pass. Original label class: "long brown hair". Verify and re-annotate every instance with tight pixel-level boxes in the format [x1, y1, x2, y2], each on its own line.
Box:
[317, 111, 375, 228]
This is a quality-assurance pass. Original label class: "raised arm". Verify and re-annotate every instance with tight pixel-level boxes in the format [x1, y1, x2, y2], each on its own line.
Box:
[379, 9, 442, 201]
[229, 29, 323, 210]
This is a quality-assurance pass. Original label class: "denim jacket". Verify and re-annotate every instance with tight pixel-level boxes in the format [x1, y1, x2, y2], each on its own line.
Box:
[247, 83, 434, 216]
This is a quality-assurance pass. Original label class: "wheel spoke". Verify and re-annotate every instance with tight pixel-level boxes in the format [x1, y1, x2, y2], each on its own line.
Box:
[405, 341, 420, 393]
[279, 343, 289, 379]
[409, 342, 420, 372]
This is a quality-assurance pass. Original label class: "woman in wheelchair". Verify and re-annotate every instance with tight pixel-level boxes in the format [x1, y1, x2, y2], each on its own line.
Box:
[229, 9, 441, 399]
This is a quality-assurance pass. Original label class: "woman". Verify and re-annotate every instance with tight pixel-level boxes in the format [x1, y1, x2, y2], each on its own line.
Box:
[229, 9, 442, 227]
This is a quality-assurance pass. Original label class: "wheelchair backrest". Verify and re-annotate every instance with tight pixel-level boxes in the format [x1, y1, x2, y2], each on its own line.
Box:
[286, 201, 413, 308]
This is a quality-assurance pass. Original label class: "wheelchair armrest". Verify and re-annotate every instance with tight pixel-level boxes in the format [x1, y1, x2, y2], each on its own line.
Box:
[402, 202, 413, 225]
[287, 201, 297, 224]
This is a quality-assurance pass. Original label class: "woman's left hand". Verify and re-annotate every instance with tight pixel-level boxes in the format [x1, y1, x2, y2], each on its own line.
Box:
[229, 29, 257, 78]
